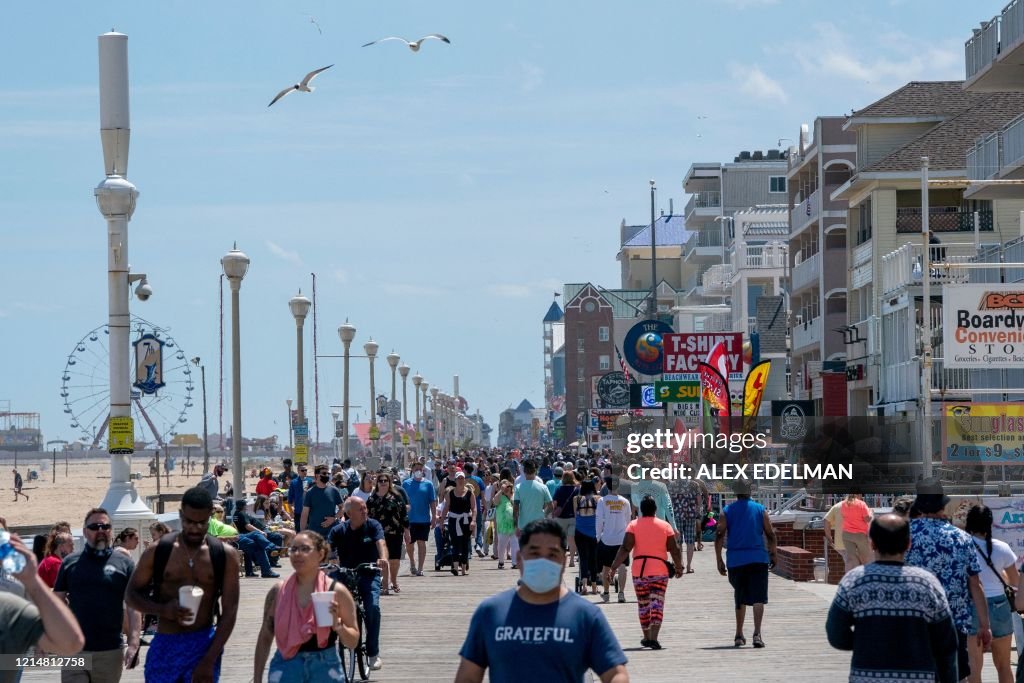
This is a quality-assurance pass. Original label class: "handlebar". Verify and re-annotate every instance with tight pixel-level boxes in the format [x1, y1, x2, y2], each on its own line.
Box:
[321, 562, 382, 577]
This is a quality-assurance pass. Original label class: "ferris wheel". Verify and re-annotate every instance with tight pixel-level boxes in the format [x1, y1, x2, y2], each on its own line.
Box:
[59, 316, 194, 448]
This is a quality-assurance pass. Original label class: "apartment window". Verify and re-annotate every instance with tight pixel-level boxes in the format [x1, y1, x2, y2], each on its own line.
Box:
[598, 326, 610, 342]
[769, 176, 786, 193]
[577, 367, 585, 380]
[599, 355, 610, 370]
[577, 338, 585, 352]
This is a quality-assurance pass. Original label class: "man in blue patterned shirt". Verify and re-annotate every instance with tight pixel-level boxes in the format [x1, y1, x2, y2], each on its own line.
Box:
[904, 479, 990, 681]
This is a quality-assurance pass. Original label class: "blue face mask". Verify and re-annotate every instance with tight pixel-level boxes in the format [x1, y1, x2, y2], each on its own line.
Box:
[520, 558, 562, 593]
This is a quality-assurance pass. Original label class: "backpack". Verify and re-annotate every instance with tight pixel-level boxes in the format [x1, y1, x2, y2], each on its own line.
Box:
[151, 532, 227, 622]
[346, 469, 361, 494]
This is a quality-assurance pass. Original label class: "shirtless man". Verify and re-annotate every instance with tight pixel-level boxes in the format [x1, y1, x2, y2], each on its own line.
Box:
[126, 487, 240, 683]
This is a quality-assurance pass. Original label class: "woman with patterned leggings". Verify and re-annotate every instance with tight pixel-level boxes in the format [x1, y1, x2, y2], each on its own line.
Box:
[609, 495, 684, 650]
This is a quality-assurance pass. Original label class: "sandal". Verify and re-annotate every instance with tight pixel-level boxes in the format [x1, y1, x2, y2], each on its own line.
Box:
[392, 585, 401, 594]
[752, 634, 765, 648]
[734, 635, 746, 648]
[685, 568, 695, 574]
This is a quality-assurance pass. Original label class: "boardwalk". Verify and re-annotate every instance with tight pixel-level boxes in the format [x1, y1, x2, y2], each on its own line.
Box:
[22, 546, 1005, 682]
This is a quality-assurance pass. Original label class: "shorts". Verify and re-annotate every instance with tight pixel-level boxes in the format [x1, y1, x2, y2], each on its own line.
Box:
[727, 562, 769, 608]
[679, 516, 699, 545]
[555, 517, 576, 538]
[971, 594, 1015, 638]
[384, 533, 404, 559]
[268, 645, 341, 682]
[146, 627, 222, 682]
[597, 541, 627, 569]
[409, 522, 431, 542]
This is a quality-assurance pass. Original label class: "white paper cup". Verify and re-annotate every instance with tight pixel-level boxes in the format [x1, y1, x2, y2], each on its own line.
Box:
[178, 585, 204, 626]
[312, 591, 335, 628]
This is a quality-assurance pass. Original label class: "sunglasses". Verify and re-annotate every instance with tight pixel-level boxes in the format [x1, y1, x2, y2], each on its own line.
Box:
[377, 478, 389, 484]
[85, 523, 112, 531]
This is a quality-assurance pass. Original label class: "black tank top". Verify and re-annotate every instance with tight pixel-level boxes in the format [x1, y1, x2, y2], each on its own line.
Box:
[449, 489, 472, 515]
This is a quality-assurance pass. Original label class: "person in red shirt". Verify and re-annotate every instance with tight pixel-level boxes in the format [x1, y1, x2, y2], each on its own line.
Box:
[256, 468, 280, 497]
[37, 531, 74, 588]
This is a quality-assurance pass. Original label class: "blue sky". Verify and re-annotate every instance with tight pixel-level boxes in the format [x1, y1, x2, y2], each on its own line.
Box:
[0, 0, 998, 447]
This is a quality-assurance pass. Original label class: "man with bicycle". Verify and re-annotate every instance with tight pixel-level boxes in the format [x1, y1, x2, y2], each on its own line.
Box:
[328, 497, 388, 672]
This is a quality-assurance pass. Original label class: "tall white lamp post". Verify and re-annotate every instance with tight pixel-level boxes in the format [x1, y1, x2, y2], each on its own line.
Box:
[331, 410, 341, 463]
[364, 339, 379, 459]
[386, 352, 400, 464]
[412, 373, 422, 459]
[421, 382, 430, 454]
[222, 244, 250, 496]
[289, 290, 311, 464]
[338, 321, 356, 464]
[399, 364, 410, 466]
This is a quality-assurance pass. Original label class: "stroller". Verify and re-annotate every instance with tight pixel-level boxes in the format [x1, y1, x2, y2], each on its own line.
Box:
[434, 524, 456, 572]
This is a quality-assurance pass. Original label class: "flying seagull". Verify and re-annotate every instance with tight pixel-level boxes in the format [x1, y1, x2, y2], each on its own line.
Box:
[361, 34, 450, 52]
[268, 64, 333, 107]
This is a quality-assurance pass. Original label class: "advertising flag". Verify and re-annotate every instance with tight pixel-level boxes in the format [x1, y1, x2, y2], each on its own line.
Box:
[742, 360, 771, 432]
[698, 361, 730, 435]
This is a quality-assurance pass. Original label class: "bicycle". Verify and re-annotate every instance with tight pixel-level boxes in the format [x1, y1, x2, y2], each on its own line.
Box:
[321, 562, 381, 682]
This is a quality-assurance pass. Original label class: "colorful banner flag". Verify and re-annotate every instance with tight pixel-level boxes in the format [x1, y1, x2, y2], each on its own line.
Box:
[705, 340, 730, 379]
[614, 345, 635, 384]
[742, 360, 771, 433]
[698, 361, 730, 435]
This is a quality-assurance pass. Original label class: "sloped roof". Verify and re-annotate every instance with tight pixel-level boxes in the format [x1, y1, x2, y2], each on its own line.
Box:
[744, 221, 790, 236]
[864, 92, 1024, 173]
[542, 301, 563, 323]
[851, 81, 987, 119]
[621, 214, 688, 248]
[515, 399, 535, 412]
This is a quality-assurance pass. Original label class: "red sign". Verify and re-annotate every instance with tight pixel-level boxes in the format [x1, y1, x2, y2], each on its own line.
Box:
[663, 333, 743, 374]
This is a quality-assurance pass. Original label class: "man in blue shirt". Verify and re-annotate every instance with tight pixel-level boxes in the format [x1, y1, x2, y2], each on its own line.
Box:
[402, 461, 437, 576]
[714, 478, 777, 649]
[456, 518, 629, 683]
[287, 463, 308, 517]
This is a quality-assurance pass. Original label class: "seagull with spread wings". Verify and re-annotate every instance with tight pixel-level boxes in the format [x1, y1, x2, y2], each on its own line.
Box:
[268, 64, 333, 107]
[361, 34, 450, 52]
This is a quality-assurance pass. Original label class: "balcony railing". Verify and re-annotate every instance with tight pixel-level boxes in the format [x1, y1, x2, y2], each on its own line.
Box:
[883, 358, 972, 403]
[895, 207, 993, 233]
[966, 16, 1001, 80]
[967, 133, 1000, 180]
[792, 316, 822, 352]
[790, 187, 820, 230]
[740, 244, 787, 269]
[1006, 0, 1024, 52]
[701, 264, 733, 296]
[1004, 114, 1024, 170]
[685, 190, 721, 215]
[879, 242, 977, 295]
[792, 251, 821, 292]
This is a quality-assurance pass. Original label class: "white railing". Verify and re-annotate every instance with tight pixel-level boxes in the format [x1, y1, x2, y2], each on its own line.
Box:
[792, 251, 820, 291]
[792, 316, 822, 351]
[880, 243, 974, 295]
[853, 240, 872, 266]
[965, 16, 1001, 80]
[685, 190, 721, 215]
[741, 244, 787, 269]
[968, 133, 1000, 180]
[883, 360, 919, 403]
[1004, 114, 1024, 170]
[932, 358, 972, 395]
[1005, 0, 1024, 51]
[701, 264, 733, 296]
[790, 187, 820, 231]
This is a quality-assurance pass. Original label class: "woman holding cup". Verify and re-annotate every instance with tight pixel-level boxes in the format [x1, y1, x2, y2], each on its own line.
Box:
[254, 531, 359, 681]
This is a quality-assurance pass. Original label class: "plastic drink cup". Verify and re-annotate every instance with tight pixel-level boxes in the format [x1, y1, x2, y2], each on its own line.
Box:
[178, 585, 204, 625]
[312, 591, 335, 627]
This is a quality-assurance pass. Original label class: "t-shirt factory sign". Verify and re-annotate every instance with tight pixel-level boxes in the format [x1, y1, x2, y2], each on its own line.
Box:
[944, 284, 1024, 368]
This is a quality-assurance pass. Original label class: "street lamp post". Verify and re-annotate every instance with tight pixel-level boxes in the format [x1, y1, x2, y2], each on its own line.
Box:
[286, 399, 293, 449]
[191, 358, 210, 474]
[338, 321, 356, 464]
[386, 352, 400, 464]
[421, 382, 430, 454]
[364, 339, 379, 459]
[399, 364, 410, 466]
[289, 290, 311, 464]
[412, 373, 422, 459]
[221, 243, 250, 497]
[432, 389, 442, 453]
[95, 31, 153, 521]
[331, 410, 340, 463]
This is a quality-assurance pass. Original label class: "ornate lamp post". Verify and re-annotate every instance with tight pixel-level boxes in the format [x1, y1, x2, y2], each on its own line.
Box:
[221, 244, 250, 496]
[364, 339, 379, 459]
[412, 372, 422, 459]
[386, 351, 400, 464]
[289, 290, 311, 464]
[338, 321, 356, 463]
[399, 363, 410, 466]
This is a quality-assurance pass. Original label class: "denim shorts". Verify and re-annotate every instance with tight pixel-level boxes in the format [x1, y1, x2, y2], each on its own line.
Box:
[971, 594, 1015, 639]
[267, 647, 341, 683]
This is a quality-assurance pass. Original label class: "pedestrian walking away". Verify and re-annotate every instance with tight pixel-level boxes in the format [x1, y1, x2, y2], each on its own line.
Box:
[826, 514, 958, 682]
[12, 469, 28, 502]
[125, 487, 241, 683]
[596, 476, 630, 603]
[455, 518, 630, 683]
[964, 505, 1017, 683]
[253, 531, 360, 682]
[54, 508, 142, 682]
[609, 495, 683, 650]
[840, 492, 873, 572]
[714, 478, 777, 649]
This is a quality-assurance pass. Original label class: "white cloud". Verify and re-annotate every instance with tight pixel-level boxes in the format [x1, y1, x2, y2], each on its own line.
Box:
[265, 240, 303, 267]
[730, 64, 788, 103]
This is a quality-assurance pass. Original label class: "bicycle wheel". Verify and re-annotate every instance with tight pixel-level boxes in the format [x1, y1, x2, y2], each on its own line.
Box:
[356, 611, 370, 681]
[339, 614, 362, 683]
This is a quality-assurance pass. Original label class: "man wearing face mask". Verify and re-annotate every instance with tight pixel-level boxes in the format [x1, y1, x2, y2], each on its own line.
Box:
[300, 464, 345, 533]
[54, 509, 142, 682]
[455, 518, 629, 683]
[402, 461, 437, 576]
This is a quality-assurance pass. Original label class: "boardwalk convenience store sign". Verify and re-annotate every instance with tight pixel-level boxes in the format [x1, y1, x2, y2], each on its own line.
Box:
[944, 284, 1024, 368]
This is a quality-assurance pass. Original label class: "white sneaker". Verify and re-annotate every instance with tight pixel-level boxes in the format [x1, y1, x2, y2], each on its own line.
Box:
[369, 656, 382, 671]
[617, 592, 626, 603]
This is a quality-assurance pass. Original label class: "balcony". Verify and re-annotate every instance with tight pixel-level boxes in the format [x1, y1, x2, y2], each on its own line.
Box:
[879, 242, 976, 296]
[882, 358, 972, 403]
[967, 133, 1000, 180]
[790, 187, 820, 236]
[1005, 113, 1024, 171]
[792, 316, 822, 353]
[965, 0, 1024, 91]
[701, 263, 733, 296]
[684, 190, 721, 219]
[791, 251, 821, 293]
[684, 229, 724, 262]
[894, 207, 993, 233]
[738, 244, 787, 269]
